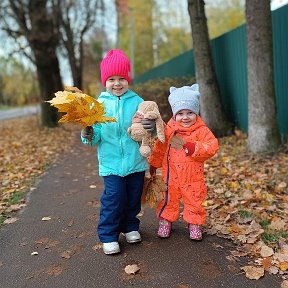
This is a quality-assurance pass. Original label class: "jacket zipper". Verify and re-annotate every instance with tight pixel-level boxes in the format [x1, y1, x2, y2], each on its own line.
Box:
[117, 96, 124, 172]
[159, 144, 171, 217]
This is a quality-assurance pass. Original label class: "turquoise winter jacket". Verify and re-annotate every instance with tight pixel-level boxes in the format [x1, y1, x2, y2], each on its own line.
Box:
[81, 90, 148, 177]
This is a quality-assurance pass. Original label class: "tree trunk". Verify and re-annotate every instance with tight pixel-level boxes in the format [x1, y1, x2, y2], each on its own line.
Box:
[36, 56, 63, 127]
[246, 0, 281, 153]
[28, 0, 62, 127]
[188, 0, 232, 137]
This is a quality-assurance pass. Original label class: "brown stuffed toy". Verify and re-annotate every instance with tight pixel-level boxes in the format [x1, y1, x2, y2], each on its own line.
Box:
[128, 101, 165, 157]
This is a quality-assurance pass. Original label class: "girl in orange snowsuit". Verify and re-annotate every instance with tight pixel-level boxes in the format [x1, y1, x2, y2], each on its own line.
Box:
[149, 84, 219, 240]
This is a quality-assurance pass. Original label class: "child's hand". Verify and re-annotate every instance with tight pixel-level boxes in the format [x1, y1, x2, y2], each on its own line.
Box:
[81, 126, 94, 141]
[183, 142, 195, 156]
[142, 119, 156, 133]
[149, 165, 157, 176]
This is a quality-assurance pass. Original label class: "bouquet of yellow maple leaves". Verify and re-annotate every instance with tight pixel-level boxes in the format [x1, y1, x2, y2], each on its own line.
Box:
[47, 86, 116, 126]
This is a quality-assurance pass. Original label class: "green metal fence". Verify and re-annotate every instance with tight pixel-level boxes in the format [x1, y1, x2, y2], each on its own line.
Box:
[134, 50, 195, 83]
[133, 5, 288, 138]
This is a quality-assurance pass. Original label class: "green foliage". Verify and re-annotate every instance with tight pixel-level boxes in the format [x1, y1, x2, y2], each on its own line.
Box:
[261, 230, 288, 245]
[155, 27, 192, 65]
[260, 219, 270, 230]
[206, 0, 245, 39]
[83, 38, 103, 95]
[152, 1, 192, 65]
[4, 191, 25, 206]
[239, 210, 254, 219]
[0, 57, 39, 106]
[131, 76, 195, 123]
[119, 0, 154, 76]
[260, 218, 288, 246]
[0, 215, 6, 225]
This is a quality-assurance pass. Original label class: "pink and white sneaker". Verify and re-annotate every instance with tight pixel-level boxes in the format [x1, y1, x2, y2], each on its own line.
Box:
[189, 224, 203, 241]
[157, 218, 172, 238]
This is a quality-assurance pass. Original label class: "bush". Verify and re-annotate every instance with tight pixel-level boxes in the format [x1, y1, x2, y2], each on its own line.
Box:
[131, 76, 195, 123]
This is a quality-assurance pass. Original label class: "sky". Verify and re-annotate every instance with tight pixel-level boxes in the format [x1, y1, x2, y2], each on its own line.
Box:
[271, 0, 288, 10]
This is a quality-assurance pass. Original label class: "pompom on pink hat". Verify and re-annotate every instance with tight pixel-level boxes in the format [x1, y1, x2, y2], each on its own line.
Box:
[100, 49, 131, 86]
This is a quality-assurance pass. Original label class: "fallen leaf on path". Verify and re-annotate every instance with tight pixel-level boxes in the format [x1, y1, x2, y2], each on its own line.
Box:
[60, 250, 75, 259]
[60, 245, 82, 259]
[46, 264, 64, 276]
[35, 238, 59, 249]
[87, 200, 100, 208]
[3, 217, 18, 224]
[260, 245, 274, 258]
[241, 266, 264, 280]
[92, 243, 102, 251]
[6, 203, 26, 212]
[262, 257, 272, 271]
[124, 264, 140, 275]
[276, 262, 288, 271]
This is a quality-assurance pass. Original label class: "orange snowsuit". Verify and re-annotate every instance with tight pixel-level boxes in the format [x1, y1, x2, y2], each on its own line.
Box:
[148, 116, 219, 225]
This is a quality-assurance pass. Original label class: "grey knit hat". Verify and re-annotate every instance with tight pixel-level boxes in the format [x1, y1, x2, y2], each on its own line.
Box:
[168, 84, 200, 115]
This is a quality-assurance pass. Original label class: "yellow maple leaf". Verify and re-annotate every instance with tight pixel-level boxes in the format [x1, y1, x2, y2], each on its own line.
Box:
[277, 262, 288, 271]
[47, 89, 116, 126]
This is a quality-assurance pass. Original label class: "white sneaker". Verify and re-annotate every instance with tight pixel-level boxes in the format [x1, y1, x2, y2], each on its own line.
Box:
[124, 231, 142, 243]
[102, 242, 120, 255]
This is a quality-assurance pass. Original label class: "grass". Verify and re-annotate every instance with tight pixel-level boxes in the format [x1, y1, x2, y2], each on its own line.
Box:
[239, 210, 254, 219]
[260, 219, 288, 246]
[0, 105, 13, 111]
[4, 191, 26, 206]
[261, 230, 288, 246]
[0, 215, 7, 225]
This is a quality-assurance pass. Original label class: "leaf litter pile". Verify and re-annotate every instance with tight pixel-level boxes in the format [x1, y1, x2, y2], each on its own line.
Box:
[0, 116, 77, 224]
[0, 115, 288, 283]
[204, 130, 288, 282]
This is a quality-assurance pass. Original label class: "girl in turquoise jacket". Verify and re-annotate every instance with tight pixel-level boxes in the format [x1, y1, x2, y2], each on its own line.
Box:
[81, 50, 154, 255]
[82, 90, 148, 176]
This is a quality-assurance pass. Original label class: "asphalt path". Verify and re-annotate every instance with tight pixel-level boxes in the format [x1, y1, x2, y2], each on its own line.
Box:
[0, 136, 282, 288]
[0, 105, 39, 121]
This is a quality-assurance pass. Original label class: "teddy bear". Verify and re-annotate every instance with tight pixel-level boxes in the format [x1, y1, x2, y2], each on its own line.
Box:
[127, 101, 165, 157]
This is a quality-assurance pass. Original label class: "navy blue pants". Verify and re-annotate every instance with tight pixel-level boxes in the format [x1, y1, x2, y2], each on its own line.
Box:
[97, 171, 145, 243]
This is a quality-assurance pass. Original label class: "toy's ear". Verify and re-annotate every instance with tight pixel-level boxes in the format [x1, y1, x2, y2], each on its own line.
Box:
[191, 84, 199, 92]
[169, 87, 177, 93]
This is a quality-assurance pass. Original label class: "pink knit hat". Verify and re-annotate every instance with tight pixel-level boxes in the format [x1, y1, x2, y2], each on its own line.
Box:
[100, 49, 131, 86]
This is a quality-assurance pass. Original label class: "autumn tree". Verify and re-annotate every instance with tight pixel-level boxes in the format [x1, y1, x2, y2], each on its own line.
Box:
[245, 0, 281, 153]
[188, 0, 232, 137]
[0, 57, 39, 106]
[1, 0, 62, 127]
[205, 0, 245, 39]
[152, 1, 192, 65]
[57, 0, 104, 89]
[115, 0, 154, 76]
